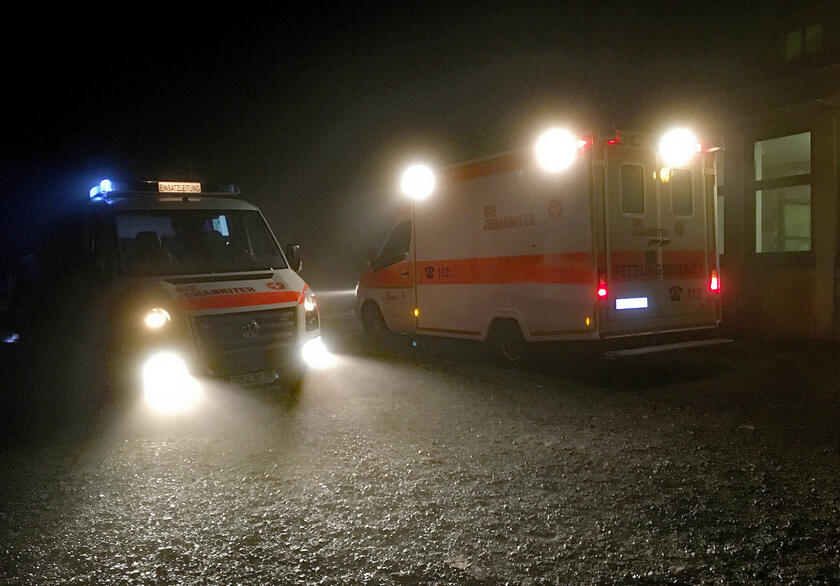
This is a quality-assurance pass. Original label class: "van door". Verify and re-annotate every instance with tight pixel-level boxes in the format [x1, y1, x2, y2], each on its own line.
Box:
[656, 166, 717, 324]
[603, 152, 662, 333]
[369, 221, 414, 333]
[603, 146, 717, 335]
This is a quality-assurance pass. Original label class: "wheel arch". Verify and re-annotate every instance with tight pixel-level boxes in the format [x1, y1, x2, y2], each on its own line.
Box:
[484, 311, 529, 341]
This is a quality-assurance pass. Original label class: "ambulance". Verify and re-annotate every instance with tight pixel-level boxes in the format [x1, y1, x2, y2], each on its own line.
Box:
[356, 127, 722, 360]
[30, 180, 326, 411]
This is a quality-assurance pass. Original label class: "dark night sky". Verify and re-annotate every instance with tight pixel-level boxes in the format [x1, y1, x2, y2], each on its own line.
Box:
[1, 3, 776, 289]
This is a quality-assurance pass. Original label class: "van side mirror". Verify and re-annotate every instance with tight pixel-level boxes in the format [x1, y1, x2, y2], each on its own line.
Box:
[285, 244, 302, 272]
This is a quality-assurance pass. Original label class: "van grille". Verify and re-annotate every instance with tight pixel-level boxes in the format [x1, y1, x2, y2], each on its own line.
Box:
[190, 308, 297, 376]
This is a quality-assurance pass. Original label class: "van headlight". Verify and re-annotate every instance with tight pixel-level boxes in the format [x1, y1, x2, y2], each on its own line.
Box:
[304, 289, 319, 331]
[144, 307, 171, 329]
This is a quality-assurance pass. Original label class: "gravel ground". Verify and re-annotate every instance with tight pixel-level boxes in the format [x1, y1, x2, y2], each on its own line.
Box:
[0, 309, 838, 584]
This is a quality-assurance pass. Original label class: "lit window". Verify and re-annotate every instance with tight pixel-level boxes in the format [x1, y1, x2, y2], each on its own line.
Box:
[785, 30, 802, 61]
[754, 132, 810, 180]
[805, 24, 823, 54]
[755, 185, 811, 252]
[784, 24, 823, 61]
[753, 132, 812, 253]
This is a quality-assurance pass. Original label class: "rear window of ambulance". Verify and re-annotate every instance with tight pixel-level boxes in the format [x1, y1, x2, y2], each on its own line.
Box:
[621, 165, 645, 214]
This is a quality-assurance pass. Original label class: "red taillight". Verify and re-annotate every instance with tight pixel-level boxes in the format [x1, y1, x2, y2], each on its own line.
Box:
[606, 137, 619, 145]
[709, 270, 720, 293]
[597, 276, 608, 300]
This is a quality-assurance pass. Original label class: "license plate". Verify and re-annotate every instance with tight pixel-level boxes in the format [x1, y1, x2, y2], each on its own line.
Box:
[615, 297, 649, 310]
[229, 370, 280, 386]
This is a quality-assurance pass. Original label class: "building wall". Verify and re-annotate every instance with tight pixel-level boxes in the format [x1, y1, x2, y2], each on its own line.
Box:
[721, 106, 838, 339]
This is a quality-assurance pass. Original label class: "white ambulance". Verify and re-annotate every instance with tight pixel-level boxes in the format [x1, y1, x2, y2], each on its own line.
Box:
[43, 180, 326, 411]
[356, 128, 722, 359]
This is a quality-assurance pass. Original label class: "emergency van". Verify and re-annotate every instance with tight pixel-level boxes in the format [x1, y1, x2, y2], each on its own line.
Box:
[356, 128, 722, 360]
[19, 180, 324, 411]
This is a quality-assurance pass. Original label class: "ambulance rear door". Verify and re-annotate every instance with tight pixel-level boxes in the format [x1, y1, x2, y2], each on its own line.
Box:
[655, 163, 717, 327]
[602, 135, 716, 335]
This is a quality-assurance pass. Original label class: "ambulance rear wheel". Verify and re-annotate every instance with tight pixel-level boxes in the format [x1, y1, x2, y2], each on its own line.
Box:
[361, 303, 389, 347]
[491, 320, 528, 362]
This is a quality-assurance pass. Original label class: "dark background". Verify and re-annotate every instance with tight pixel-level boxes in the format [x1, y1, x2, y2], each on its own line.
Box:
[0, 4, 774, 290]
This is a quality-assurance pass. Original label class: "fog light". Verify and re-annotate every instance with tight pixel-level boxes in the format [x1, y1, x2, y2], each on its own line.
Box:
[301, 336, 335, 369]
[141, 352, 201, 414]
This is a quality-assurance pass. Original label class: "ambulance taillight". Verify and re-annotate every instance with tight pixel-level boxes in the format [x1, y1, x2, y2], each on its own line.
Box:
[709, 270, 720, 293]
[596, 276, 608, 301]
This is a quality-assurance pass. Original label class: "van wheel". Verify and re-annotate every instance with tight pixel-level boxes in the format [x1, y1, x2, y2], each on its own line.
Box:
[491, 320, 528, 362]
[361, 303, 389, 347]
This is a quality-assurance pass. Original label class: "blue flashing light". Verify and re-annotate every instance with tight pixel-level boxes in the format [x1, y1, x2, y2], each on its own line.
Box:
[90, 178, 114, 199]
[3, 332, 20, 344]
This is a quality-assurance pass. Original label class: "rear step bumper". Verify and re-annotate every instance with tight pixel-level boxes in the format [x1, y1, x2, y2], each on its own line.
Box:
[603, 338, 733, 359]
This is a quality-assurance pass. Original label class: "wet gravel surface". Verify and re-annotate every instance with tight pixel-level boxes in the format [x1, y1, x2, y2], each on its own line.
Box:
[1, 314, 838, 584]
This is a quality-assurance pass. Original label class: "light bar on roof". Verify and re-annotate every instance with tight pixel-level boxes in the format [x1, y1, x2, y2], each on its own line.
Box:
[89, 178, 114, 199]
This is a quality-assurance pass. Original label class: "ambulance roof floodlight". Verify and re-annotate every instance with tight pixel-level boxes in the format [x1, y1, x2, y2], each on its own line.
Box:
[89, 178, 114, 199]
[658, 128, 701, 167]
[535, 128, 579, 173]
[400, 164, 436, 200]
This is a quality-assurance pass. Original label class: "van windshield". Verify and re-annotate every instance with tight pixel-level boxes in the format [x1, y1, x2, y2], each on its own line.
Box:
[114, 210, 287, 276]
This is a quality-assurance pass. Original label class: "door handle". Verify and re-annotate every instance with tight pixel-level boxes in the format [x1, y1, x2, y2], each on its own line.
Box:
[647, 238, 672, 246]
[401, 271, 410, 277]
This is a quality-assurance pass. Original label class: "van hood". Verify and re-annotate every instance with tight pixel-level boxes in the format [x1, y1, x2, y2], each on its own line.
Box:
[153, 269, 307, 314]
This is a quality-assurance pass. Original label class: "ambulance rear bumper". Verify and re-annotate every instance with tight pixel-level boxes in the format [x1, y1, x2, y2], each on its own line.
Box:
[603, 337, 732, 360]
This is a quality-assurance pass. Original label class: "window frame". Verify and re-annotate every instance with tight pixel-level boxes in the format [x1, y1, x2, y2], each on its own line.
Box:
[748, 126, 814, 265]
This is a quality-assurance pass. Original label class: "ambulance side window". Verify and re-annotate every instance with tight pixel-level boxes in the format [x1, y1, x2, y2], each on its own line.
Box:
[375, 222, 411, 270]
[671, 169, 693, 216]
[621, 164, 645, 215]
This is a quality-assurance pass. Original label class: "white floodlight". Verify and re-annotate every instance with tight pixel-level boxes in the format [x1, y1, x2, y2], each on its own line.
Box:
[535, 128, 580, 173]
[659, 128, 700, 167]
[400, 164, 436, 199]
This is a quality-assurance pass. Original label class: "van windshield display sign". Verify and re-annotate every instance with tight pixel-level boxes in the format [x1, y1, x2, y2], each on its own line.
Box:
[158, 182, 202, 193]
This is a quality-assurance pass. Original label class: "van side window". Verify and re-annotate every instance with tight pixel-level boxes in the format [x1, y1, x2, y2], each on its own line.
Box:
[621, 165, 645, 214]
[671, 169, 693, 216]
[375, 222, 411, 270]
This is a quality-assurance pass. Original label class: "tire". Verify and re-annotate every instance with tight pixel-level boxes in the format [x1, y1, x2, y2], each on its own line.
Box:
[490, 320, 528, 363]
[361, 303, 390, 348]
